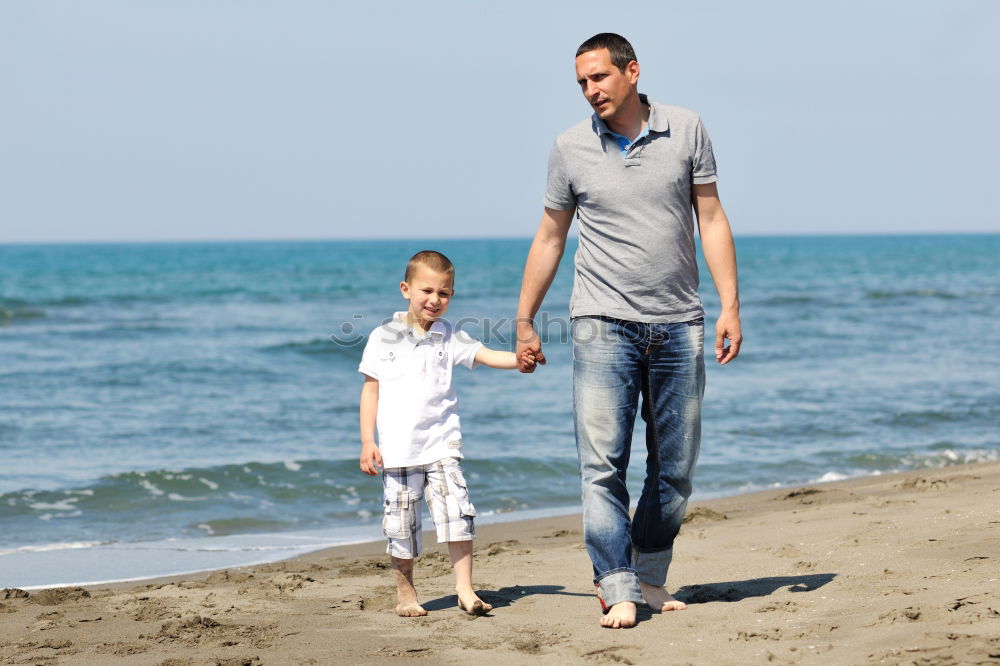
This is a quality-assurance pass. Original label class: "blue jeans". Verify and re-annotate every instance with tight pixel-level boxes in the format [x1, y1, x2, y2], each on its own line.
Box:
[572, 316, 705, 607]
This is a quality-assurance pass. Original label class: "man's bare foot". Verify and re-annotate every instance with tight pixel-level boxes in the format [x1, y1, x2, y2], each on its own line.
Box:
[600, 601, 637, 628]
[456, 588, 492, 616]
[640, 581, 687, 612]
[395, 600, 428, 617]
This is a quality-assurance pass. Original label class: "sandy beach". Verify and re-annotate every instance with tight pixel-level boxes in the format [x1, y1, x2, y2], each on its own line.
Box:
[2, 461, 998, 665]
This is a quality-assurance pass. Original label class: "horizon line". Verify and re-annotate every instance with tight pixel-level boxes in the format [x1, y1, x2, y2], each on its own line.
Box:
[2, 230, 998, 247]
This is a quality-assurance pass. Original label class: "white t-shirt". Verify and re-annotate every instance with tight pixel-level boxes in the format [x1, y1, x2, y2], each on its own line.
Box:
[358, 312, 483, 468]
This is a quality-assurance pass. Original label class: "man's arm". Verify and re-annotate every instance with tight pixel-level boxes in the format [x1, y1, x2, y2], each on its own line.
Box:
[515, 206, 575, 372]
[693, 182, 742, 365]
[359, 376, 382, 475]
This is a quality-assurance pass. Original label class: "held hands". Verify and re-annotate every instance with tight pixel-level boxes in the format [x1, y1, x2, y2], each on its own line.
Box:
[516, 323, 546, 373]
[519, 349, 537, 372]
[714, 310, 743, 365]
[359, 441, 383, 476]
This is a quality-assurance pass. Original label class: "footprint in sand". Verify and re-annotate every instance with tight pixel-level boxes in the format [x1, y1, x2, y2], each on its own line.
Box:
[416, 551, 454, 577]
[732, 629, 782, 642]
[359, 585, 399, 612]
[328, 594, 364, 610]
[204, 570, 256, 585]
[755, 600, 799, 613]
[898, 476, 950, 491]
[29, 587, 91, 606]
[338, 558, 390, 577]
[872, 606, 923, 625]
[2, 588, 30, 600]
[682, 507, 728, 525]
[778, 487, 824, 504]
[507, 629, 567, 656]
[267, 573, 316, 594]
[480, 540, 524, 556]
[773, 544, 804, 558]
[870, 633, 1000, 664]
[93, 641, 150, 656]
[947, 594, 1000, 624]
[791, 622, 840, 639]
[120, 598, 178, 622]
[581, 645, 639, 664]
[147, 615, 279, 649]
[30, 610, 66, 631]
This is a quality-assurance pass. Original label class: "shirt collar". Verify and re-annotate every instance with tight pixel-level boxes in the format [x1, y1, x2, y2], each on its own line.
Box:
[390, 311, 446, 340]
[592, 93, 669, 137]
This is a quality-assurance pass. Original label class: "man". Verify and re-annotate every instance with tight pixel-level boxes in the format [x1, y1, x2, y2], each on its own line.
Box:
[515, 33, 742, 629]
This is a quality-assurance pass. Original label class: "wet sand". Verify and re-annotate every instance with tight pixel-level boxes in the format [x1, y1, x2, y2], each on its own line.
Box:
[2, 462, 999, 665]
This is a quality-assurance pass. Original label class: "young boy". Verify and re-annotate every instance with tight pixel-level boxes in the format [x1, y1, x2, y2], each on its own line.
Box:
[358, 250, 534, 617]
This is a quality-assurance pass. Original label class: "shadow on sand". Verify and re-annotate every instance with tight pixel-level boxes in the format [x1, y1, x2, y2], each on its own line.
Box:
[676, 573, 837, 604]
[421, 574, 835, 625]
[421, 584, 591, 612]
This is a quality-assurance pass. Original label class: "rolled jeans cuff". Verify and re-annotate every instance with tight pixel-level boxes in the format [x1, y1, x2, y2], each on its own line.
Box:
[595, 568, 643, 606]
[633, 548, 673, 587]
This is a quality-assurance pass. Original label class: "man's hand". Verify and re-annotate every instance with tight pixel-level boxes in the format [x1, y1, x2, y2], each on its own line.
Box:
[359, 441, 383, 476]
[516, 322, 546, 373]
[714, 310, 742, 365]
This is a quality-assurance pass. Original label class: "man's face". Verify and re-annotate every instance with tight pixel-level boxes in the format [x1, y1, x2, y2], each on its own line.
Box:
[575, 48, 639, 121]
[400, 265, 453, 330]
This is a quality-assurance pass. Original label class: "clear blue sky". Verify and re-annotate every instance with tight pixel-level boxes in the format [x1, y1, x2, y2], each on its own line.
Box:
[2, 1, 998, 242]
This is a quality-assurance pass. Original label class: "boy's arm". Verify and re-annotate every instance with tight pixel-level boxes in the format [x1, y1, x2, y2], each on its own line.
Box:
[359, 376, 382, 475]
[474, 346, 535, 370]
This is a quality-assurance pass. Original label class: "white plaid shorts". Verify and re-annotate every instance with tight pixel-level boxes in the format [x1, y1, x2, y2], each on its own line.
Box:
[381, 457, 477, 559]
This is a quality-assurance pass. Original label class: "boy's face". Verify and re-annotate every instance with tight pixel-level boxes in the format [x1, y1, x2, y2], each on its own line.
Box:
[400, 265, 454, 331]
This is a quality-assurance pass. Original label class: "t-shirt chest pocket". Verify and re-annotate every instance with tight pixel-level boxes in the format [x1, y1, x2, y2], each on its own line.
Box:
[377, 351, 405, 381]
[431, 347, 450, 385]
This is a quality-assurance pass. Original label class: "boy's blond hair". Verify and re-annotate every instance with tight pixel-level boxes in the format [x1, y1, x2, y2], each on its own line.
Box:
[404, 250, 455, 284]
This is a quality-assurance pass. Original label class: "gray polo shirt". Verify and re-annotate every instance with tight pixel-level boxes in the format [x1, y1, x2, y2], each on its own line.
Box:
[545, 95, 718, 323]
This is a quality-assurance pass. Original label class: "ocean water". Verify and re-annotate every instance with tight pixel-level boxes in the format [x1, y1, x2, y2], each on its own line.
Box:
[1, 235, 998, 587]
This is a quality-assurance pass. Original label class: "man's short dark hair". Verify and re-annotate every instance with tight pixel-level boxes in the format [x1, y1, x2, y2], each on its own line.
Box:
[576, 33, 637, 72]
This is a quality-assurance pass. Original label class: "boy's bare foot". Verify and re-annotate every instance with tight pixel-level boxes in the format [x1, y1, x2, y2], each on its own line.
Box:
[395, 600, 428, 617]
[640, 581, 687, 612]
[456, 588, 492, 616]
[600, 601, 637, 628]
[391, 556, 427, 617]
[450, 542, 491, 616]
